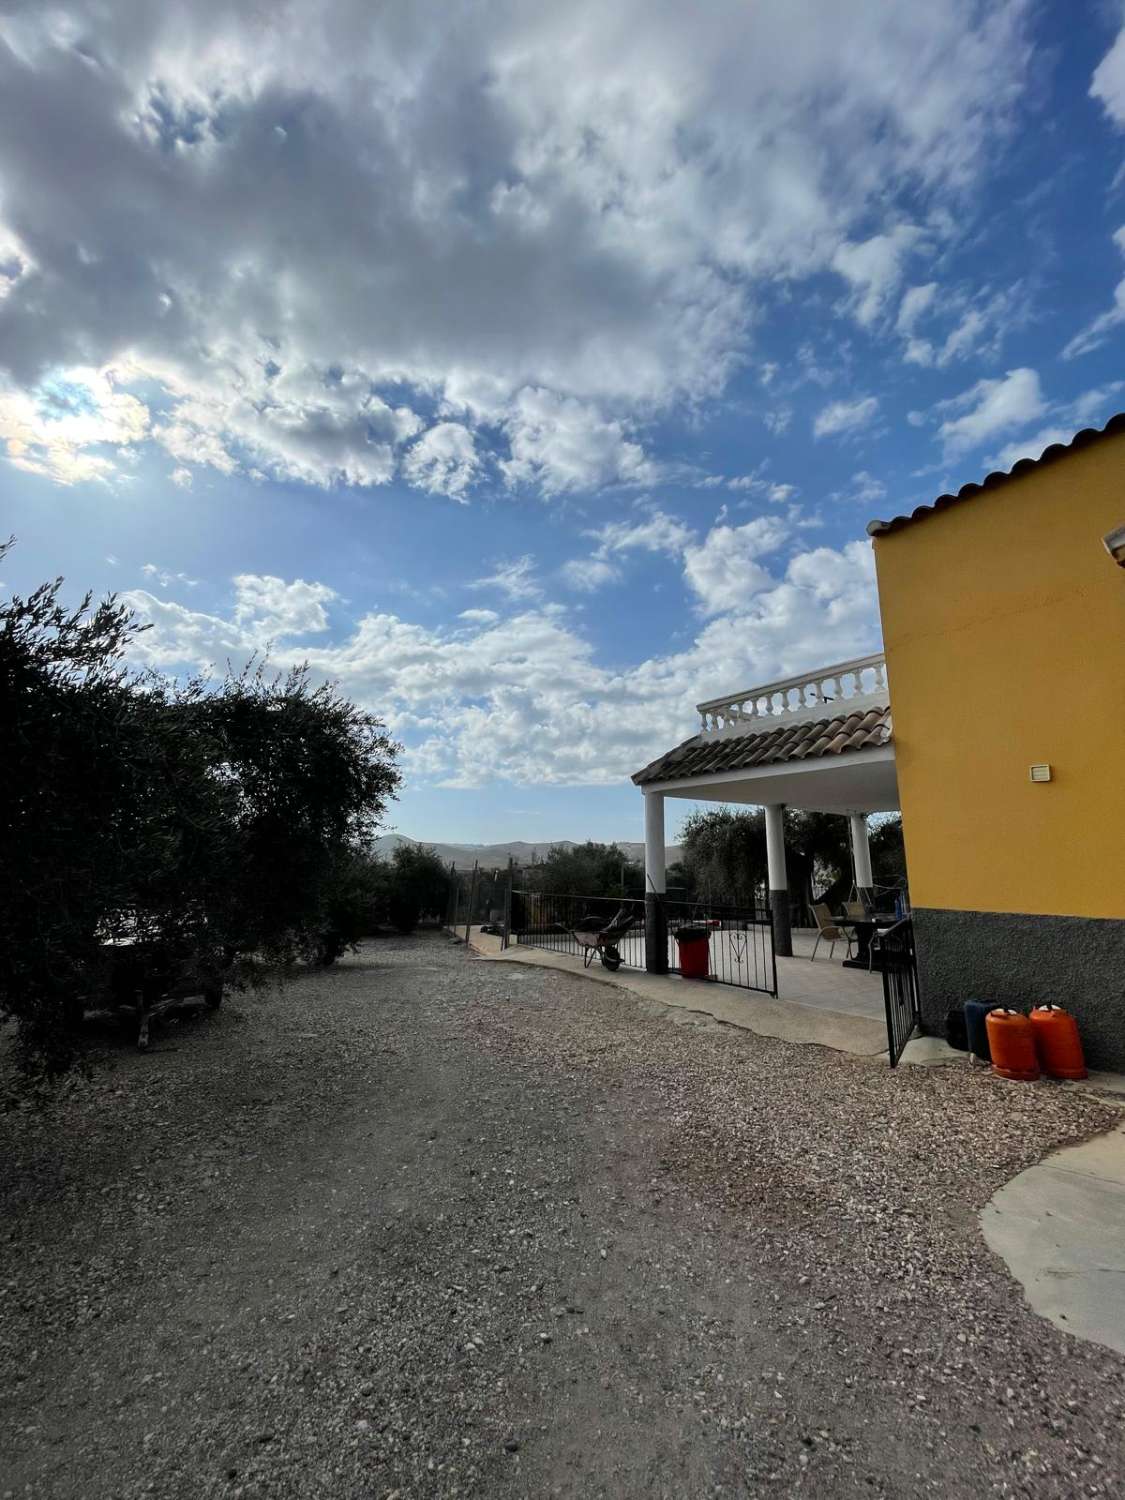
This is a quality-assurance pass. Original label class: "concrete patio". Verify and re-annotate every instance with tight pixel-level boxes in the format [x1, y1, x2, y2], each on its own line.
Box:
[780, 928, 886, 1019]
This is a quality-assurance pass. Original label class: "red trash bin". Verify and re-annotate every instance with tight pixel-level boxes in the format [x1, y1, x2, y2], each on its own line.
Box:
[674, 925, 711, 979]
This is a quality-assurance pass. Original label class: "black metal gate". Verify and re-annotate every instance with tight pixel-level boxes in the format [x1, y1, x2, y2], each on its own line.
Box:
[509, 890, 777, 997]
[878, 917, 920, 1066]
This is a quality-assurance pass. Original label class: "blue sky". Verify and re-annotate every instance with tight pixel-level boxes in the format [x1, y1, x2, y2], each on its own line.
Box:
[3, 1, 1125, 845]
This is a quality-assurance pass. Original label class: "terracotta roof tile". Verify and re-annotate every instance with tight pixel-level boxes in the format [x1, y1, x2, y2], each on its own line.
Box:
[631, 704, 893, 786]
[867, 411, 1125, 537]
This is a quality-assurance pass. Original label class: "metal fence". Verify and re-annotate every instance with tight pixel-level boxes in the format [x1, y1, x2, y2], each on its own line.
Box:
[878, 916, 919, 1066]
[511, 891, 646, 969]
[665, 896, 777, 994]
[510, 890, 776, 996]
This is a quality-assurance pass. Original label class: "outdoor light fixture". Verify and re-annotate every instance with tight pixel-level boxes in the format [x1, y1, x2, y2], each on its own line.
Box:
[1029, 764, 1052, 783]
[1104, 522, 1125, 568]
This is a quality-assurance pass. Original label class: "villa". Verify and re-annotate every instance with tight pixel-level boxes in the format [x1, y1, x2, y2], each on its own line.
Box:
[633, 414, 1125, 1069]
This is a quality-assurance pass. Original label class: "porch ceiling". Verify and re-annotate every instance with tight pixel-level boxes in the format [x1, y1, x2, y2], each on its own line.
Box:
[639, 743, 899, 814]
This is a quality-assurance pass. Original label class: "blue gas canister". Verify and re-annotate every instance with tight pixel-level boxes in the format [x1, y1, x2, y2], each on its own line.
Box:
[964, 1000, 999, 1061]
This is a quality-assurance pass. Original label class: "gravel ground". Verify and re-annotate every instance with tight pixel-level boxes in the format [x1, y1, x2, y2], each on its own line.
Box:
[2, 933, 1123, 1499]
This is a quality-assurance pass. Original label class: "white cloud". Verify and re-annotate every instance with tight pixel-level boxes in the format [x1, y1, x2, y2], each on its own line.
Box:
[1063, 227, 1125, 359]
[141, 563, 199, 590]
[458, 608, 500, 625]
[169, 466, 193, 489]
[559, 507, 693, 593]
[586, 510, 694, 558]
[559, 558, 621, 593]
[401, 422, 478, 500]
[986, 427, 1075, 471]
[122, 538, 881, 788]
[151, 369, 421, 490]
[813, 396, 879, 439]
[682, 515, 791, 615]
[0, 366, 149, 484]
[896, 282, 938, 335]
[899, 280, 1029, 369]
[470, 556, 542, 601]
[832, 225, 923, 327]
[500, 389, 655, 496]
[231, 574, 337, 638]
[1091, 16, 1125, 127]
[727, 471, 797, 504]
[935, 367, 1045, 457]
[0, 0, 1034, 497]
[834, 470, 887, 506]
[985, 382, 1125, 469]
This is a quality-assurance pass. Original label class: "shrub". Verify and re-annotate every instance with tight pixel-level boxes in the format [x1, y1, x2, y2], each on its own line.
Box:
[0, 547, 401, 1071]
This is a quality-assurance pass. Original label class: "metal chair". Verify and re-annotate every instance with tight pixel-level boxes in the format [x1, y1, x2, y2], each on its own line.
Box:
[810, 902, 856, 962]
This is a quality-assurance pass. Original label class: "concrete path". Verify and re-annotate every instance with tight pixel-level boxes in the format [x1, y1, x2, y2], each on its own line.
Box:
[982, 1120, 1125, 1356]
[467, 928, 888, 1056]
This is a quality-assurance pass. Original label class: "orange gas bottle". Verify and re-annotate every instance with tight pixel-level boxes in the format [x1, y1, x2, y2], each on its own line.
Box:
[985, 1009, 1040, 1082]
[1030, 1005, 1088, 1080]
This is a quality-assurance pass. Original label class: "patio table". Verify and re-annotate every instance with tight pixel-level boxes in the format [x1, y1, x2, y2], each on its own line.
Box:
[840, 913, 898, 971]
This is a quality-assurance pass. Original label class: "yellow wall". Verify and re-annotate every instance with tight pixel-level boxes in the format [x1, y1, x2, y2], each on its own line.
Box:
[873, 432, 1125, 920]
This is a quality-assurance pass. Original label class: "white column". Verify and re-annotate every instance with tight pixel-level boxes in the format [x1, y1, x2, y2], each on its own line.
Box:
[764, 803, 792, 958]
[643, 791, 668, 974]
[764, 803, 787, 893]
[849, 813, 873, 893]
[643, 791, 666, 893]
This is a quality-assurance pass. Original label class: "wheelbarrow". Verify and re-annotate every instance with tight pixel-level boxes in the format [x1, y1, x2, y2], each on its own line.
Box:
[570, 906, 638, 972]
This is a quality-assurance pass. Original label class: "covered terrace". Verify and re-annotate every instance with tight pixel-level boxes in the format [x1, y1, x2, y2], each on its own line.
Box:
[631, 652, 898, 1018]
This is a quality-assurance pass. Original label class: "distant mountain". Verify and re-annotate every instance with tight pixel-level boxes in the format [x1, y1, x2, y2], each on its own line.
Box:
[372, 833, 681, 871]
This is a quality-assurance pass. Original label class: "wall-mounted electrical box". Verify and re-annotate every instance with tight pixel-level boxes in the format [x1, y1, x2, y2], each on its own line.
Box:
[1029, 763, 1052, 783]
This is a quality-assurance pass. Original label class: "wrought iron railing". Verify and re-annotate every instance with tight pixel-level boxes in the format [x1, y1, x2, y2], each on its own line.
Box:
[511, 892, 647, 970]
[510, 891, 776, 995]
[877, 917, 919, 1066]
[664, 897, 776, 993]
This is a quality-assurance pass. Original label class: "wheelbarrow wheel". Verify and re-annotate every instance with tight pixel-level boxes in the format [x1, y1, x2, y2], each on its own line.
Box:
[600, 944, 622, 972]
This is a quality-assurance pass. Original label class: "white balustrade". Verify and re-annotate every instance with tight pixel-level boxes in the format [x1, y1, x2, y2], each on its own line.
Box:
[697, 653, 888, 736]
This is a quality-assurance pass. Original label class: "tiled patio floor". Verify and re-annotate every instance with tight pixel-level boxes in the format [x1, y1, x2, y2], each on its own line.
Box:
[779, 929, 885, 1020]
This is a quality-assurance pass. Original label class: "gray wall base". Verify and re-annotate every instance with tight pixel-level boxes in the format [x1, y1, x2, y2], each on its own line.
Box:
[770, 889, 792, 959]
[913, 907, 1125, 1071]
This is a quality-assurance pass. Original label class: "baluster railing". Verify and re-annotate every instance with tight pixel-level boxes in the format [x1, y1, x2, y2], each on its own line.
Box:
[697, 652, 888, 737]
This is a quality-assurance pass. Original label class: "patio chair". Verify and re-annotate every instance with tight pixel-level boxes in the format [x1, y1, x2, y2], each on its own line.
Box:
[810, 902, 856, 962]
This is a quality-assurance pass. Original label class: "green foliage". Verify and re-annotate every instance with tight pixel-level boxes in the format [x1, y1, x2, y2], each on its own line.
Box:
[0, 546, 401, 1070]
[523, 841, 641, 899]
[193, 661, 400, 963]
[678, 806, 883, 915]
[869, 815, 907, 889]
[383, 844, 451, 934]
[679, 808, 767, 905]
[785, 811, 852, 912]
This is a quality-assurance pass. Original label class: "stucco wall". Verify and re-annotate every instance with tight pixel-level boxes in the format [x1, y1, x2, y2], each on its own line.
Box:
[913, 907, 1125, 1071]
[873, 432, 1125, 920]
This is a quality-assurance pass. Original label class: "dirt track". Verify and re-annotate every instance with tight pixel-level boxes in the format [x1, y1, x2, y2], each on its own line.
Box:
[2, 934, 1122, 1498]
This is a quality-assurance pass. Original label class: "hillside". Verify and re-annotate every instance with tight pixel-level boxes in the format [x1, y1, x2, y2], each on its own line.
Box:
[372, 833, 682, 871]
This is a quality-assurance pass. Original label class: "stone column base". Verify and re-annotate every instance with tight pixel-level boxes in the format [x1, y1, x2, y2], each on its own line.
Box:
[770, 889, 792, 958]
[645, 893, 669, 974]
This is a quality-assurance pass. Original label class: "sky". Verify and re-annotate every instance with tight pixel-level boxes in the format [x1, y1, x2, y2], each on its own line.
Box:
[2, 1, 1125, 846]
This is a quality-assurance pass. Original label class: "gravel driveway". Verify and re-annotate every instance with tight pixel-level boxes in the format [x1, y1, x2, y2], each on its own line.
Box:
[2, 934, 1123, 1499]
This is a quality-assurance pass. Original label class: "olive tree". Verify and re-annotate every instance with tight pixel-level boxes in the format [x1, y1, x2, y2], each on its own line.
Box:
[0, 547, 401, 1071]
